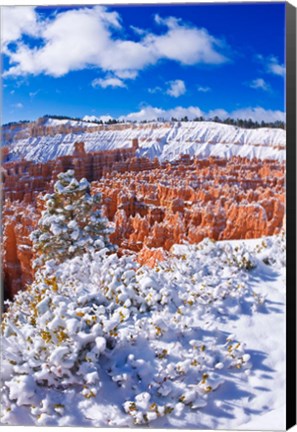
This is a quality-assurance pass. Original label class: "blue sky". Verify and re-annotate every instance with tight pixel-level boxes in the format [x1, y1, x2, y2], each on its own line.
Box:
[2, 3, 286, 124]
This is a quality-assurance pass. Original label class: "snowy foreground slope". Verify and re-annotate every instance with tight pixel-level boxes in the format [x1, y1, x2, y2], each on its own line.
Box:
[5, 120, 285, 162]
[1, 234, 285, 429]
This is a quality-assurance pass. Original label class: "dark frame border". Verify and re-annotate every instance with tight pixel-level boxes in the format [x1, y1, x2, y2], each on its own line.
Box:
[286, 1, 296, 429]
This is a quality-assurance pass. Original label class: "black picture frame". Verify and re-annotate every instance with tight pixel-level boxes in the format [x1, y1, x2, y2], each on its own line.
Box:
[286, 1, 297, 429]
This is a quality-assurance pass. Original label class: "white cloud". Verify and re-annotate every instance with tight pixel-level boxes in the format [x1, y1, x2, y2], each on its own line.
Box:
[3, 6, 122, 77]
[119, 105, 285, 123]
[3, 6, 229, 79]
[121, 105, 203, 121]
[249, 78, 270, 91]
[207, 108, 229, 119]
[12, 102, 23, 109]
[148, 86, 162, 94]
[29, 90, 39, 97]
[166, 80, 186, 97]
[1, 6, 41, 52]
[228, 107, 285, 123]
[267, 57, 285, 77]
[148, 16, 228, 65]
[206, 106, 284, 123]
[169, 106, 204, 119]
[83, 115, 98, 122]
[197, 86, 211, 92]
[154, 14, 181, 28]
[83, 114, 113, 123]
[148, 80, 186, 97]
[130, 25, 147, 36]
[92, 77, 126, 89]
[122, 106, 165, 122]
[257, 54, 285, 78]
[98, 115, 113, 123]
[115, 70, 138, 80]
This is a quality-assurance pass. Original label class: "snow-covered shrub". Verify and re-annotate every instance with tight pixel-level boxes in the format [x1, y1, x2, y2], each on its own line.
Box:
[1, 234, 284, 427]
[2, 236, 268, 426]
[258, 229, 286, 268]
[221, 242, 256, 271]
[30, 170, 115, 267]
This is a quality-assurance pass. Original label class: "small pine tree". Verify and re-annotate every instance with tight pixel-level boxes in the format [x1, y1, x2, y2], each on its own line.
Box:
[31, 170, 115, 267]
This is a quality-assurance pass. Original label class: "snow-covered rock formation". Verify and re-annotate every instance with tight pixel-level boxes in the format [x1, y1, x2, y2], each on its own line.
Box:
[2, 118, 285, 163]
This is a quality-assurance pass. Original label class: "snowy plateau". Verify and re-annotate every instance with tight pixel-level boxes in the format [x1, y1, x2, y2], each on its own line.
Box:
[3, 119, 285, 163]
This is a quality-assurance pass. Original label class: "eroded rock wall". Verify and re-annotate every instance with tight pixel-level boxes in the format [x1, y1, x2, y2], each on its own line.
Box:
[3, 202, 39, 299]
[2, 155, 285, 299]
[94, 156, 284, 252]
[2, 141, 140, 202]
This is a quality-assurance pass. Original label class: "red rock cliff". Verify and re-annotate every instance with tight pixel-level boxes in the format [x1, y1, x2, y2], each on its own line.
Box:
[2, 150, 285, 300]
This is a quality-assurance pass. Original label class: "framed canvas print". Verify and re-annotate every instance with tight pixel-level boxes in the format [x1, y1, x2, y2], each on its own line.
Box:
[1, 0, 296, 430]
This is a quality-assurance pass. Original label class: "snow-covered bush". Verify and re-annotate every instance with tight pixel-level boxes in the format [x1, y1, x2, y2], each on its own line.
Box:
[258, 229, 286, 268]
[2, 231, 284, 427]
[30, 170, 115, 267]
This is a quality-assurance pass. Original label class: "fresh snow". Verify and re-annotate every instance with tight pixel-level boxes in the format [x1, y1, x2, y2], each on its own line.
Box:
[4, 120, 285, 163]
[1, 233, 286, 429]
